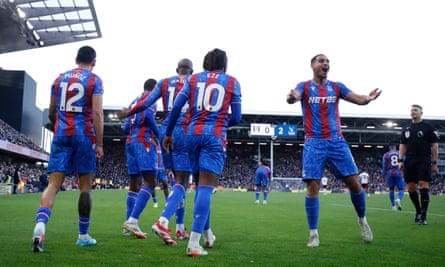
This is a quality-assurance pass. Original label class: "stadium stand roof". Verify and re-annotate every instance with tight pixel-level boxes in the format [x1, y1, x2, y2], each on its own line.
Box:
[0, 0, 101, 54]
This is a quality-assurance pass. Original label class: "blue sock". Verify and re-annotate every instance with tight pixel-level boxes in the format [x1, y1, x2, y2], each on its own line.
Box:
[192, 185, 213, 233]
[194, 186, 199, 202]
[398, 190, 404, 201]
[263, 189, 269, 201]
[176, 197, 186, 225]
[305, 196, 319, 230]
[36, 207, 51, 224]
[131, 185, 153, 219]
[389, 191, 395, 206]
[350, 190, 366, 218]
[161, 184, 185, 219]
[126, 191, 137, 220]
[79, 216, 90, 235]
[204, 209, 211, 231]
[255, 189, 260, 201]
[153, 197, 158, 204]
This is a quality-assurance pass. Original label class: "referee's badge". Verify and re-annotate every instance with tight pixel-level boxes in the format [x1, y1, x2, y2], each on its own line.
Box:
[404, 131, 410, 139]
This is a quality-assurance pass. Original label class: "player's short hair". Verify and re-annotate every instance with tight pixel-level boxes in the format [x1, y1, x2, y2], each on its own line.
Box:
[412, 104, 423, 111]
[143, 79, 157, 91]
[388, 144, 396, 150]
[76, 46, 96, 64]
[203, 48, 227, 72]
[311, 54, 325, 64]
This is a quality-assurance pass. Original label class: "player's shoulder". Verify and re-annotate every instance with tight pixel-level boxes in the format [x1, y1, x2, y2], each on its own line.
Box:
[165, 74, 181, 82]
[225, 72, 239, 80]
[329, 81, 349, 91]
[297, 80, 311, 86]
[328, 80, 343, 86]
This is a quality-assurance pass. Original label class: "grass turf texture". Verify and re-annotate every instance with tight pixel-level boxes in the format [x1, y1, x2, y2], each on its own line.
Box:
[1, 190, 444, 267]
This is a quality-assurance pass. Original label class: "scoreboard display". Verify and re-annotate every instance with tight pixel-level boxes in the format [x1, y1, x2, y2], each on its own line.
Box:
[250, 123, 275, 136]
[274, 124, 298, 138]
[250, 123, 298, 138]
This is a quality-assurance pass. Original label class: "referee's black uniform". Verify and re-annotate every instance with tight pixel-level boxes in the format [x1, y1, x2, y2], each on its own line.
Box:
[400, 120, 439, 224]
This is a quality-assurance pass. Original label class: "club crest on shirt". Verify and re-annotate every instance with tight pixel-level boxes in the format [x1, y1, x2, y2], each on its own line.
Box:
[417, 131, 424, 138]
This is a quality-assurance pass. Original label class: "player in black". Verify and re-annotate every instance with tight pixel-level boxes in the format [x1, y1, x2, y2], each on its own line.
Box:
[399, 104, 439, 225]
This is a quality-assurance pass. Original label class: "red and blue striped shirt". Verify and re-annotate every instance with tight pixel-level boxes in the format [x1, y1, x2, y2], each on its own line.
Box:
[382, 149, 403, 178]
[167, 70, 241, 140]
[295, 80, 351, 140]
[51, 67, 103, 137]
[123, 91, 159, 145]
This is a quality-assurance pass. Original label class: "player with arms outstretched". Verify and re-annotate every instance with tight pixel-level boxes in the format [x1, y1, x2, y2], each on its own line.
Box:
[287, 53, 381, 247]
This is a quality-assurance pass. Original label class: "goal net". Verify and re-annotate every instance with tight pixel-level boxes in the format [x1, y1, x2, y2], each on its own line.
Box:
[270, 177, 305, 192]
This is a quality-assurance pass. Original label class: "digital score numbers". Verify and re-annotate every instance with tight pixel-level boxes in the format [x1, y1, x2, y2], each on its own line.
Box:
[275, 124, 298, 138]
[250, 123, 275, 136]
[250, 123, 297, 138]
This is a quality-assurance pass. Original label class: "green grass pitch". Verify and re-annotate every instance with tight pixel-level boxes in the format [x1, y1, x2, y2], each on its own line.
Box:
[1, 190, 444, 267]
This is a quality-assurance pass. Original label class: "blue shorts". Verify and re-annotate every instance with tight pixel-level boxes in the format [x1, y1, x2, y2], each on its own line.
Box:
[302, 137, 358, 180]
[186, 135, 227, 176]
[156, 168, 167, 182]
[255, 176, 269, 187]
[47, 135, 96, 174]
[386, 175, 405, 189]
[160, 126, 191, 172]
[125, 142, 157, 176]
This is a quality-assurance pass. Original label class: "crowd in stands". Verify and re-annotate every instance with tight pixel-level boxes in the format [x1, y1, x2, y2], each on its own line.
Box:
[0, 119, 46, 153]
[0, 161, 47, 193]
[1, 136, 444, 195]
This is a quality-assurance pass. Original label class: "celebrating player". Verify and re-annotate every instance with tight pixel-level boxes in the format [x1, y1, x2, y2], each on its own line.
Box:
[287, 53, 381, 247]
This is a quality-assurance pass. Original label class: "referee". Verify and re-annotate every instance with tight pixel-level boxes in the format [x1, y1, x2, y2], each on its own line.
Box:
[399, 104, 439, 225]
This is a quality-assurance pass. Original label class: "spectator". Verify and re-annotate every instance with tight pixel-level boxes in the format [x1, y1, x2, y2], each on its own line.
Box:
[12, 166, 21, 194]
[39, 170, 49, 192]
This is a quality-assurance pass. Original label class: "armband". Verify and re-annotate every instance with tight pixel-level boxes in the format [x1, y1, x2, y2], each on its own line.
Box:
[431, 161, 437, 164]
[397, 159, 403, 163]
